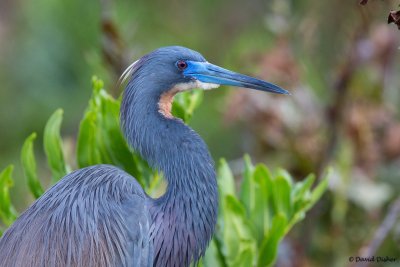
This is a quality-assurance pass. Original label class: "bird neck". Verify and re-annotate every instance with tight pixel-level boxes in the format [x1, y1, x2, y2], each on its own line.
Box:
[121, 80, 218, 266]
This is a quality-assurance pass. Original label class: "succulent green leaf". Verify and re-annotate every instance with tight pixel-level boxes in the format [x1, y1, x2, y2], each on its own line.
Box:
[272, 173, 292, 220]
[289, 174, 329, 231]
[275, 169, 293, 188]
[230, 247, 254, 267]
[0, 165, 18, 226]
[43, 109, 67, 183]
[202, 239, 226, 267]
[172, 89, 203, 122]
[309, 176, 329, 208]
[239, 154, 255, 216]
[250, 164, 271, 240]
[220, 195, 256, 264]
[77, 109, 101, 167]
[217, 158, 236, 198]
[21, 133, 44, 198]
[77, 77, 154, 187]
[293, 174, 315, 202]
[257, 213, 287, 267]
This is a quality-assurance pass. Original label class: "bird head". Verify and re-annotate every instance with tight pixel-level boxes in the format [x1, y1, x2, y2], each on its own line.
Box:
[120, 46, 289, 118]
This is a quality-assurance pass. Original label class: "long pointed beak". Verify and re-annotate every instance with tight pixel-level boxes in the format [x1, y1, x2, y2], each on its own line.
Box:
[183, 61, 290, 95]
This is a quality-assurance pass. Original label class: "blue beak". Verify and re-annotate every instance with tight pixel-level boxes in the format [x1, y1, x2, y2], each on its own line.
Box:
[183, 61, 290, 95]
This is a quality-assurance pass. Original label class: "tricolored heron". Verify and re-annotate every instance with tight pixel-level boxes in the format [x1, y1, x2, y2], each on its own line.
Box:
[0, 46, 289, 267]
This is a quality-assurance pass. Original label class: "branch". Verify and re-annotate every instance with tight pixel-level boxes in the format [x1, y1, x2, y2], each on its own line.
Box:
[355, 196, 400, 267]
[99, 0, 129, 94]
[316, 28, 363, 177]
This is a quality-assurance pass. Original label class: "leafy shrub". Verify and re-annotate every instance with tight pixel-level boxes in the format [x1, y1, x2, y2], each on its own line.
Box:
[202, 158, 327, 266]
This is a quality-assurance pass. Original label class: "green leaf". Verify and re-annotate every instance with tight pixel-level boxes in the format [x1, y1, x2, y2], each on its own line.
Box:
[239, 156, 276, 242]
[98, 90, 144, 179]
[251, 164, 271, 241]
[289, 174, 329, 231]
[0, 165, 18, 226]
[309, 176, 329, 208]
[77, 76, 114, 168]
[172, 89, 203, 122]
[203, 239, 226, 267]
[289, 174, 316, 226]
[225, 195, 253, 239]
[230, 247, 255, 267]
[292, 174, 315, 202]
[21, 133, 44, 198]
[92, 75, 104, 93]
[77, 77, 152, 187]
[43, 109, 67, 183]
[77, 109, 102, 167]
[257, 213, 288, 267]
[220, 195, 256, 265]
[272, 173, 292, 220]
[217, 159, 235, 198]
[275, 169, 293, 188]
[239, 154, 255, 216]
[145, 172, 164, 197]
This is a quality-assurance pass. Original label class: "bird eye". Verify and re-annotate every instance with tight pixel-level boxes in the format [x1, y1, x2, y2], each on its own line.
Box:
[176, 60, 188, 70]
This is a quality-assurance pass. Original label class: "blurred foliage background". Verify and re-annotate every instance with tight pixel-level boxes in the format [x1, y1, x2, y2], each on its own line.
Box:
[0, 0, 399, 266]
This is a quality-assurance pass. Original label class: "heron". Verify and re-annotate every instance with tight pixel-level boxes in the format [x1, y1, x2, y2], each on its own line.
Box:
[0, 46, 289, 267]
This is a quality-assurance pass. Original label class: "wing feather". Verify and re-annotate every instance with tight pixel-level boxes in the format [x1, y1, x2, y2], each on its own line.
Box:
[0, 165, 152, 267]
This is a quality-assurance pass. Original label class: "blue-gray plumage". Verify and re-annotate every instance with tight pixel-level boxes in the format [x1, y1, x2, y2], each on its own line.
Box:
[0, 46, 288, 267]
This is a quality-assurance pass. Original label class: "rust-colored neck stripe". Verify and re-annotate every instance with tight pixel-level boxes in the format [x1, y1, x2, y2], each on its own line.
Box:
[158, 88, 179, 119]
